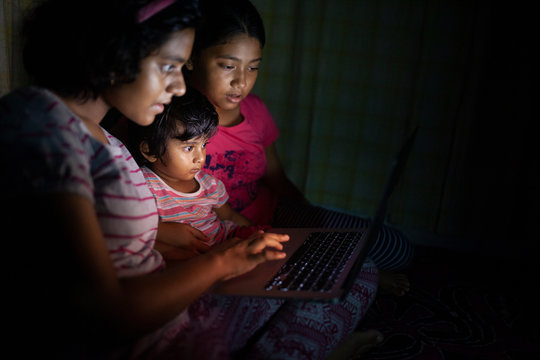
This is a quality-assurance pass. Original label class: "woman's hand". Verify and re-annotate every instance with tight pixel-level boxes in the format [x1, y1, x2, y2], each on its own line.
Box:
[155, 241, 205, 260]
[211, 230, 289, 281]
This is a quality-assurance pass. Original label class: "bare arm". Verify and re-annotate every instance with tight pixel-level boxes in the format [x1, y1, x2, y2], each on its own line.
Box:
[214, 202, 253, 227]
[263, 144, 310, 204]
[24, 193, 288, 343]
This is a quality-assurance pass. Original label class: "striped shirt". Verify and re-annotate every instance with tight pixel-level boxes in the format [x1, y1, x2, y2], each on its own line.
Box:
[142, 167, 236, 245]
[0, 87, 163, 277]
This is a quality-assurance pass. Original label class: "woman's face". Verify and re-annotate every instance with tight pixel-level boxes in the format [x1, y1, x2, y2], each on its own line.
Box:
[104, 28, 195, 126]
[190, 33, 262, 116]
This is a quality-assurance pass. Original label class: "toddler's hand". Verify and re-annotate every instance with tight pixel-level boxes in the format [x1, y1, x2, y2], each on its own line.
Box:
[156, 223, 210, 258]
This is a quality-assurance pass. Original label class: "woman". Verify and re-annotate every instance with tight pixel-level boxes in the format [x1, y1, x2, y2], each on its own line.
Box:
[0, 0, 288, 357]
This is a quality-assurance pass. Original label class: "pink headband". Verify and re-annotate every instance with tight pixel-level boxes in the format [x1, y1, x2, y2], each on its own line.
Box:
[137, 0, 176, 23]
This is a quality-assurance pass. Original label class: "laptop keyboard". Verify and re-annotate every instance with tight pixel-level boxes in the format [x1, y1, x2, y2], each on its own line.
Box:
[265, 231, 361, 292]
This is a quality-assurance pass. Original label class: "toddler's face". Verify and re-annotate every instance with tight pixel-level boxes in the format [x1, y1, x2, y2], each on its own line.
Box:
[149, 135, 209, 193]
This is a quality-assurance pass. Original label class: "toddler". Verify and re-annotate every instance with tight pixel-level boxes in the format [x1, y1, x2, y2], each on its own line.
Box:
[129, 87, 268, 250]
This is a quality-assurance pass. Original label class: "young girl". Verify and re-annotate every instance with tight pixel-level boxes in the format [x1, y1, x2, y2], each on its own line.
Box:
[125, 89, 380, 359]
[186, 0, 412, 297]
[2, 0, 381, 358]
[0, 0, 289, 357]
[129, 87, 269, 255]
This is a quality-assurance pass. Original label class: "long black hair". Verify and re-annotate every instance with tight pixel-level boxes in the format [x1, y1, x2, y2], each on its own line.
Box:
[23, 0, 200, 100]
[192, 0, 265, 53]
[128, 87, 218, 167]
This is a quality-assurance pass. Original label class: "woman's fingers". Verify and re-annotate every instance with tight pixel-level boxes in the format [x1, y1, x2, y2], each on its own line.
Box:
[259, 248, 287, 261]
[218, 231, 290, 281]
[247, 231, 289, 254]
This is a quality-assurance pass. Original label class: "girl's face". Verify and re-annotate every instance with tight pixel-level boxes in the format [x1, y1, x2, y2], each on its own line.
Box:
[104, 28, 195, 126]
[145, 133, 209, 193]
[190, 33, 262, 117]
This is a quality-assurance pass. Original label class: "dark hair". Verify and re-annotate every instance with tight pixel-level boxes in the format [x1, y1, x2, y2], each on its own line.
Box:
[192, 0, 265, 54]
[22, 0, 200, 100]
[129, 87, 218, 166]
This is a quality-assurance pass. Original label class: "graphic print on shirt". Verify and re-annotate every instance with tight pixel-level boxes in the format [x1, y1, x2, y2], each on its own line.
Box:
[205, 150, 263, 212]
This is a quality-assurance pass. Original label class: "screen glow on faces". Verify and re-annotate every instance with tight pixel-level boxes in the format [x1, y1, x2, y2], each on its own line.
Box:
[191, 34, 262, 117]
[105, 28, 196, 126]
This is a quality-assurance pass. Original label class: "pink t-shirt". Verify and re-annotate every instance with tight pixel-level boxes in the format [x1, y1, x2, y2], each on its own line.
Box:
[204, 94, 279, 224]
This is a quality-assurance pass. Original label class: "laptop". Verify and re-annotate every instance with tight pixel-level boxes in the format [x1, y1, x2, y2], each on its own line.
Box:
[212, 127, 418, 303]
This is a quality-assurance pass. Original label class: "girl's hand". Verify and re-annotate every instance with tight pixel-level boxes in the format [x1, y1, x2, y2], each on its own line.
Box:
[212, 230, 289, 281]
[156, 222, 211, 257]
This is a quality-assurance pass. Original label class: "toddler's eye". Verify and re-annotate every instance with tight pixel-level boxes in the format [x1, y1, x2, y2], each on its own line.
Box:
[184, 146, 193, 152]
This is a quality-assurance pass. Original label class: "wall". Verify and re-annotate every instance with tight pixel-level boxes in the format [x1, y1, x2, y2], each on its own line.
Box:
[1, 0, 535, 256]
[250, 0, 536, 256]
